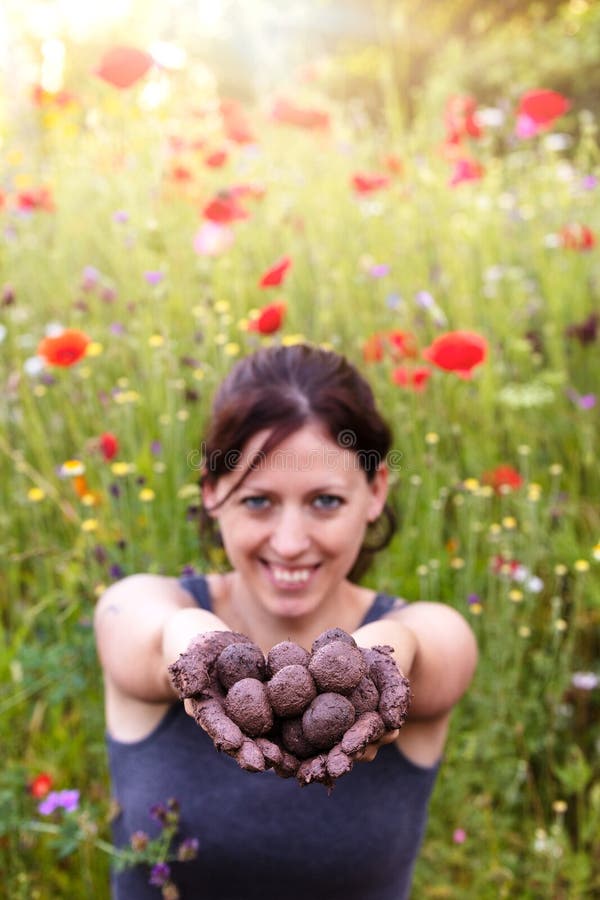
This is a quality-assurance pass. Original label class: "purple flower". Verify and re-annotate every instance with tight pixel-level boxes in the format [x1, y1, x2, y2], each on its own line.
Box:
[177, 836, 200, 861]
[368, 263, 390, 279]
[567, 389, 596, 410]
[385, 293, 402, 309]
[113, 210, 130, 223]
[38, 789, 80, 815]
[81, 266, 101, 291]
[571, 672, 599, 690]
[109, 564, 125, 580]
[150, 441, 162, 456]
[581, 175, 597, 191]
[144, 270, 164, 286]
[149, 862, 171, 887]
[110, 322, 125, 335]
[415, 290, 435, 310]
[467, 593, 481, 606]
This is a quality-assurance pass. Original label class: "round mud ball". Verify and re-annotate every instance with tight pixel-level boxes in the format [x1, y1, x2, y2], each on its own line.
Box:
[224, 678, 273, 737]
[216, 642, 266, 690]
[311, 627, 357, 655]
[281, 717, 318, 759]
[308, 640, 366, 694]
[267, 664, 317, 717]
[348, 675, 380, 715]
[302, 692, 356, 750]
[266, 641, 310, 676]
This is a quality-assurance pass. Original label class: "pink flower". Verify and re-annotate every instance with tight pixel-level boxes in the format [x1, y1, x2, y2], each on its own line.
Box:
[453, 828, 467, 844]
[193, 222, 235, 256]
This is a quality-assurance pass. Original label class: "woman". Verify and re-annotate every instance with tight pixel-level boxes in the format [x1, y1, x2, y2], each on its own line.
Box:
[95, 343, 478, 900]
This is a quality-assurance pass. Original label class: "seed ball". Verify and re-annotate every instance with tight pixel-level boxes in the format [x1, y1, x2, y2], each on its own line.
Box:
[224, 678, 273, 737]
[216, 642, 266, 690]
[302, 692, 356, 750]
[281, 717, 318, 759]
[348, 675, 380, 715]
[267, 664, 317, 717]
[308, 640, 366, 694]
[266, 640, 310, 676]
[311, 627, 357, 654]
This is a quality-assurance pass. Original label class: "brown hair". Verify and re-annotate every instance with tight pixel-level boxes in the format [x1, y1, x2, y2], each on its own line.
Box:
[198, 343, 397, 581]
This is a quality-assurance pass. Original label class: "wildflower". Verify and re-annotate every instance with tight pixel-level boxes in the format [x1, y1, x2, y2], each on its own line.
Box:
[566, 390, 596, 410]
[113, 210, 129, 223]
[482, 465, 523, 494]
[383, 154, 404, 175]
[247, 302, 286, 335]
[444, 95, 482, 144]
[271, 98, 330, 130]
[368, 263, 390, 279]
[258, 256, 292, 288]
[81, 266, 101, 291]
[59, 460, 85, 478]
[508, 589, 523, 603]
[98, 433, 119, 461]
[449, 157, 484, 187]
[193, 222, 234, 256]
[571, 672, 598, 690]
[38, 789, 80, 815]
[27, 487, 46, 502]
[351, 173, 391, 194]
[452, 827, 467, 844]
[130, 831, 149, 851]
[515, 89, 570, 139]
[391, 366, 431, 392]
[593, 543, 600, 561]
[17, 187, 55, 212]
[177, 837, 200, 861]
[204, 149, 228, 168]
[574, 559, 590, 573]
[144, 271, 164, 286]
[29, 773, 53, 798]
[422, 331, 487, 379]
[149, 334, 165, 347]
[139, 489, 155, 502]
[111, 462, 135, 476]
[518, 626, 531, 638]
[38, 329, 91, 367]
[424, 432, 439, 446]
[95, 46, 153, 89]
[81, 519, 98, 533]
[559, 224, 596, 251]
[552, 800, 568, 814]
[149, 862, 171, 887]
[202, 191, 249, 224]
[565, 312, 598, 345]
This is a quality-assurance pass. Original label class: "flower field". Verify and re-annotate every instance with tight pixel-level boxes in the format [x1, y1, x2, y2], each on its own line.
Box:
[1, 19, 600, 900]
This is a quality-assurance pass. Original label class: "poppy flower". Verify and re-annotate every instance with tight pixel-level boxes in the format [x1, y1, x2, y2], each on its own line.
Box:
[99, 432, 119, 461]
[559, 224, 596, 251]
[204, 149, 228, 168]
[387, 330, 418, 359]
[229, 183, 265, 202]
[220, 99, 255, 144]
[383, 154, 404, 176]
[30, 772, 53, 798]
[515, 89, 570, 138]
[202, 191, 249, 224]
[422, 331, 487, 379]
[38, 329, 90, 367]
[449, 157, 484, 187]
[170, 164, 193, 182]
[482, 465, 524, 494]
[444, 95, 482, 145]
[272, 99, 330, 131]
[363, 333, 384, 363]
[193, 221, 235, 256]
[17, 187, 55, 212]
[391, 366, 431, 392]
[247, 302, 286, 334]
[258, 256, 292, 288]
[351, 173, 391, 195]
[95, 46, 153, 89]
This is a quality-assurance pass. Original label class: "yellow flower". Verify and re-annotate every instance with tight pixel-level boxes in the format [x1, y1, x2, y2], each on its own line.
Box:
[554, 564, 568, 577]
[81, 519, 98, 532]
[502, 516, 517, 530]
[81, 492, 99, 507]
[469, 603, 483, 616]
[214, 300, 230, 313]
[148, 334, 165, 348]
[85, 341, 103, 357]
[450, 557, 465, 570]
[281, 334, 306, 347]
[224, 342, 240, 356]
[574, 559, 590, 573]
[60, 459, 85, 477]
[554, 619, 568, 632]
[416, 564, 429, 576]
[33, 385, 47, 397]
[114, 390, 140, 404]
[477, 485, 494, 498]
[527, 484, 542, 502]
[509, 589, 523, 603]
[27, 487, 46, 502]
[517, 444, 531, 456]
[193, 368, 205, 381]
[425, 432, 439, 446]
[237, 318, 249, 330]
[111, 462, 135, 476]
[518, 625, 531, 638]
[593, 543, 600, 562]
[178, 484, 201, 499]
[138, 488, 155, 502]
[463, 478, 479, 492]
[94, 583, 106, 597]
[548, 463, 563, 476]
[552, 800, 567, 814]
[488, 523, 502, 536]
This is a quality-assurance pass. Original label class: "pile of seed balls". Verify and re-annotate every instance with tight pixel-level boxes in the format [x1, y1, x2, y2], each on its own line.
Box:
[169, 627, 411, 789]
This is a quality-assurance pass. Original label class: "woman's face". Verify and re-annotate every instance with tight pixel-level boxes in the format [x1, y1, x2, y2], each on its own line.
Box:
[202, 423, 389, 621]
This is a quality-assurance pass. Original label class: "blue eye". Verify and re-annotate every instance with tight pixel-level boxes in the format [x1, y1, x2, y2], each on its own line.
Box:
[313, 494, 343, 510]
[241, 496, 270, 511]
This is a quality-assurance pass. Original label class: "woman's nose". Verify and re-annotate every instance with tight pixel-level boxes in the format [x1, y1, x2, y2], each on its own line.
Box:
[268, 506, 311, 558]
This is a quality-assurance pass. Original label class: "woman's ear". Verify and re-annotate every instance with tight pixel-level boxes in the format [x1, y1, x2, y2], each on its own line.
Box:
[201, 478, 218, 518]
[367, 464, 389, 523]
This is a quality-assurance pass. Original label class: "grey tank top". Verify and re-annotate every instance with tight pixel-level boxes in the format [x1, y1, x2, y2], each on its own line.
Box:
[107, 576, 440, 900]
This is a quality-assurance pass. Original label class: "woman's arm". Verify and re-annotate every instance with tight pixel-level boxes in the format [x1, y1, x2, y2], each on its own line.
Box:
[94, 574, 232, 702]
[352, 601, 478, 720]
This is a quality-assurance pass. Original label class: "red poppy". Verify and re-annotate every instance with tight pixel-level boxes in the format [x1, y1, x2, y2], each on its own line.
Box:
[391, 365, 431, 392]
[95, 46, 153, 89]
[482, 465, 524, 494]
[444, 95, 482, 145]
[387, 330, 418, 359]
[202, 192, 249, 224]
[383, 154, 404, 176]
[17, 187, 55, 212]
[516, 89, 570, 138]
[29, 772, 53, 798]
[351, 173, 391, 195]
[38, 329, 90, 367]
[220, 99, 255, 144]
[170, 165, 193, 182]
[449, 157, 484, 187]
[99, 432, 119, 461]
[422, 331, 487, 379]
[204, 149, 228, 168]
[258, 256, 292, 288]
[559, 224, 596, 251]
[247, 302, 286, 334]
[229, 183, 265, 202]
[271, 99, 330, 131]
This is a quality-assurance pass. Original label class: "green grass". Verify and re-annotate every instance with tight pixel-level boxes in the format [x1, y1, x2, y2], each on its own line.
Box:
[1, 76, 599, 899]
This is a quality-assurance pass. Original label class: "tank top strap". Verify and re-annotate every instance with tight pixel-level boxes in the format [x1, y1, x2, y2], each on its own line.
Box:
[179, 574, 212, 611]
[360, 592, 407, 626]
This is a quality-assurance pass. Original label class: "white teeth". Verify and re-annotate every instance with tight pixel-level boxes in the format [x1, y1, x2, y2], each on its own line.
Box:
[270, 566, 313, 584]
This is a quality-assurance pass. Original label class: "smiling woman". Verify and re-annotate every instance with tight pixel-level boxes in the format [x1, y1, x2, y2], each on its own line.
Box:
[95, 343, 477, 900]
